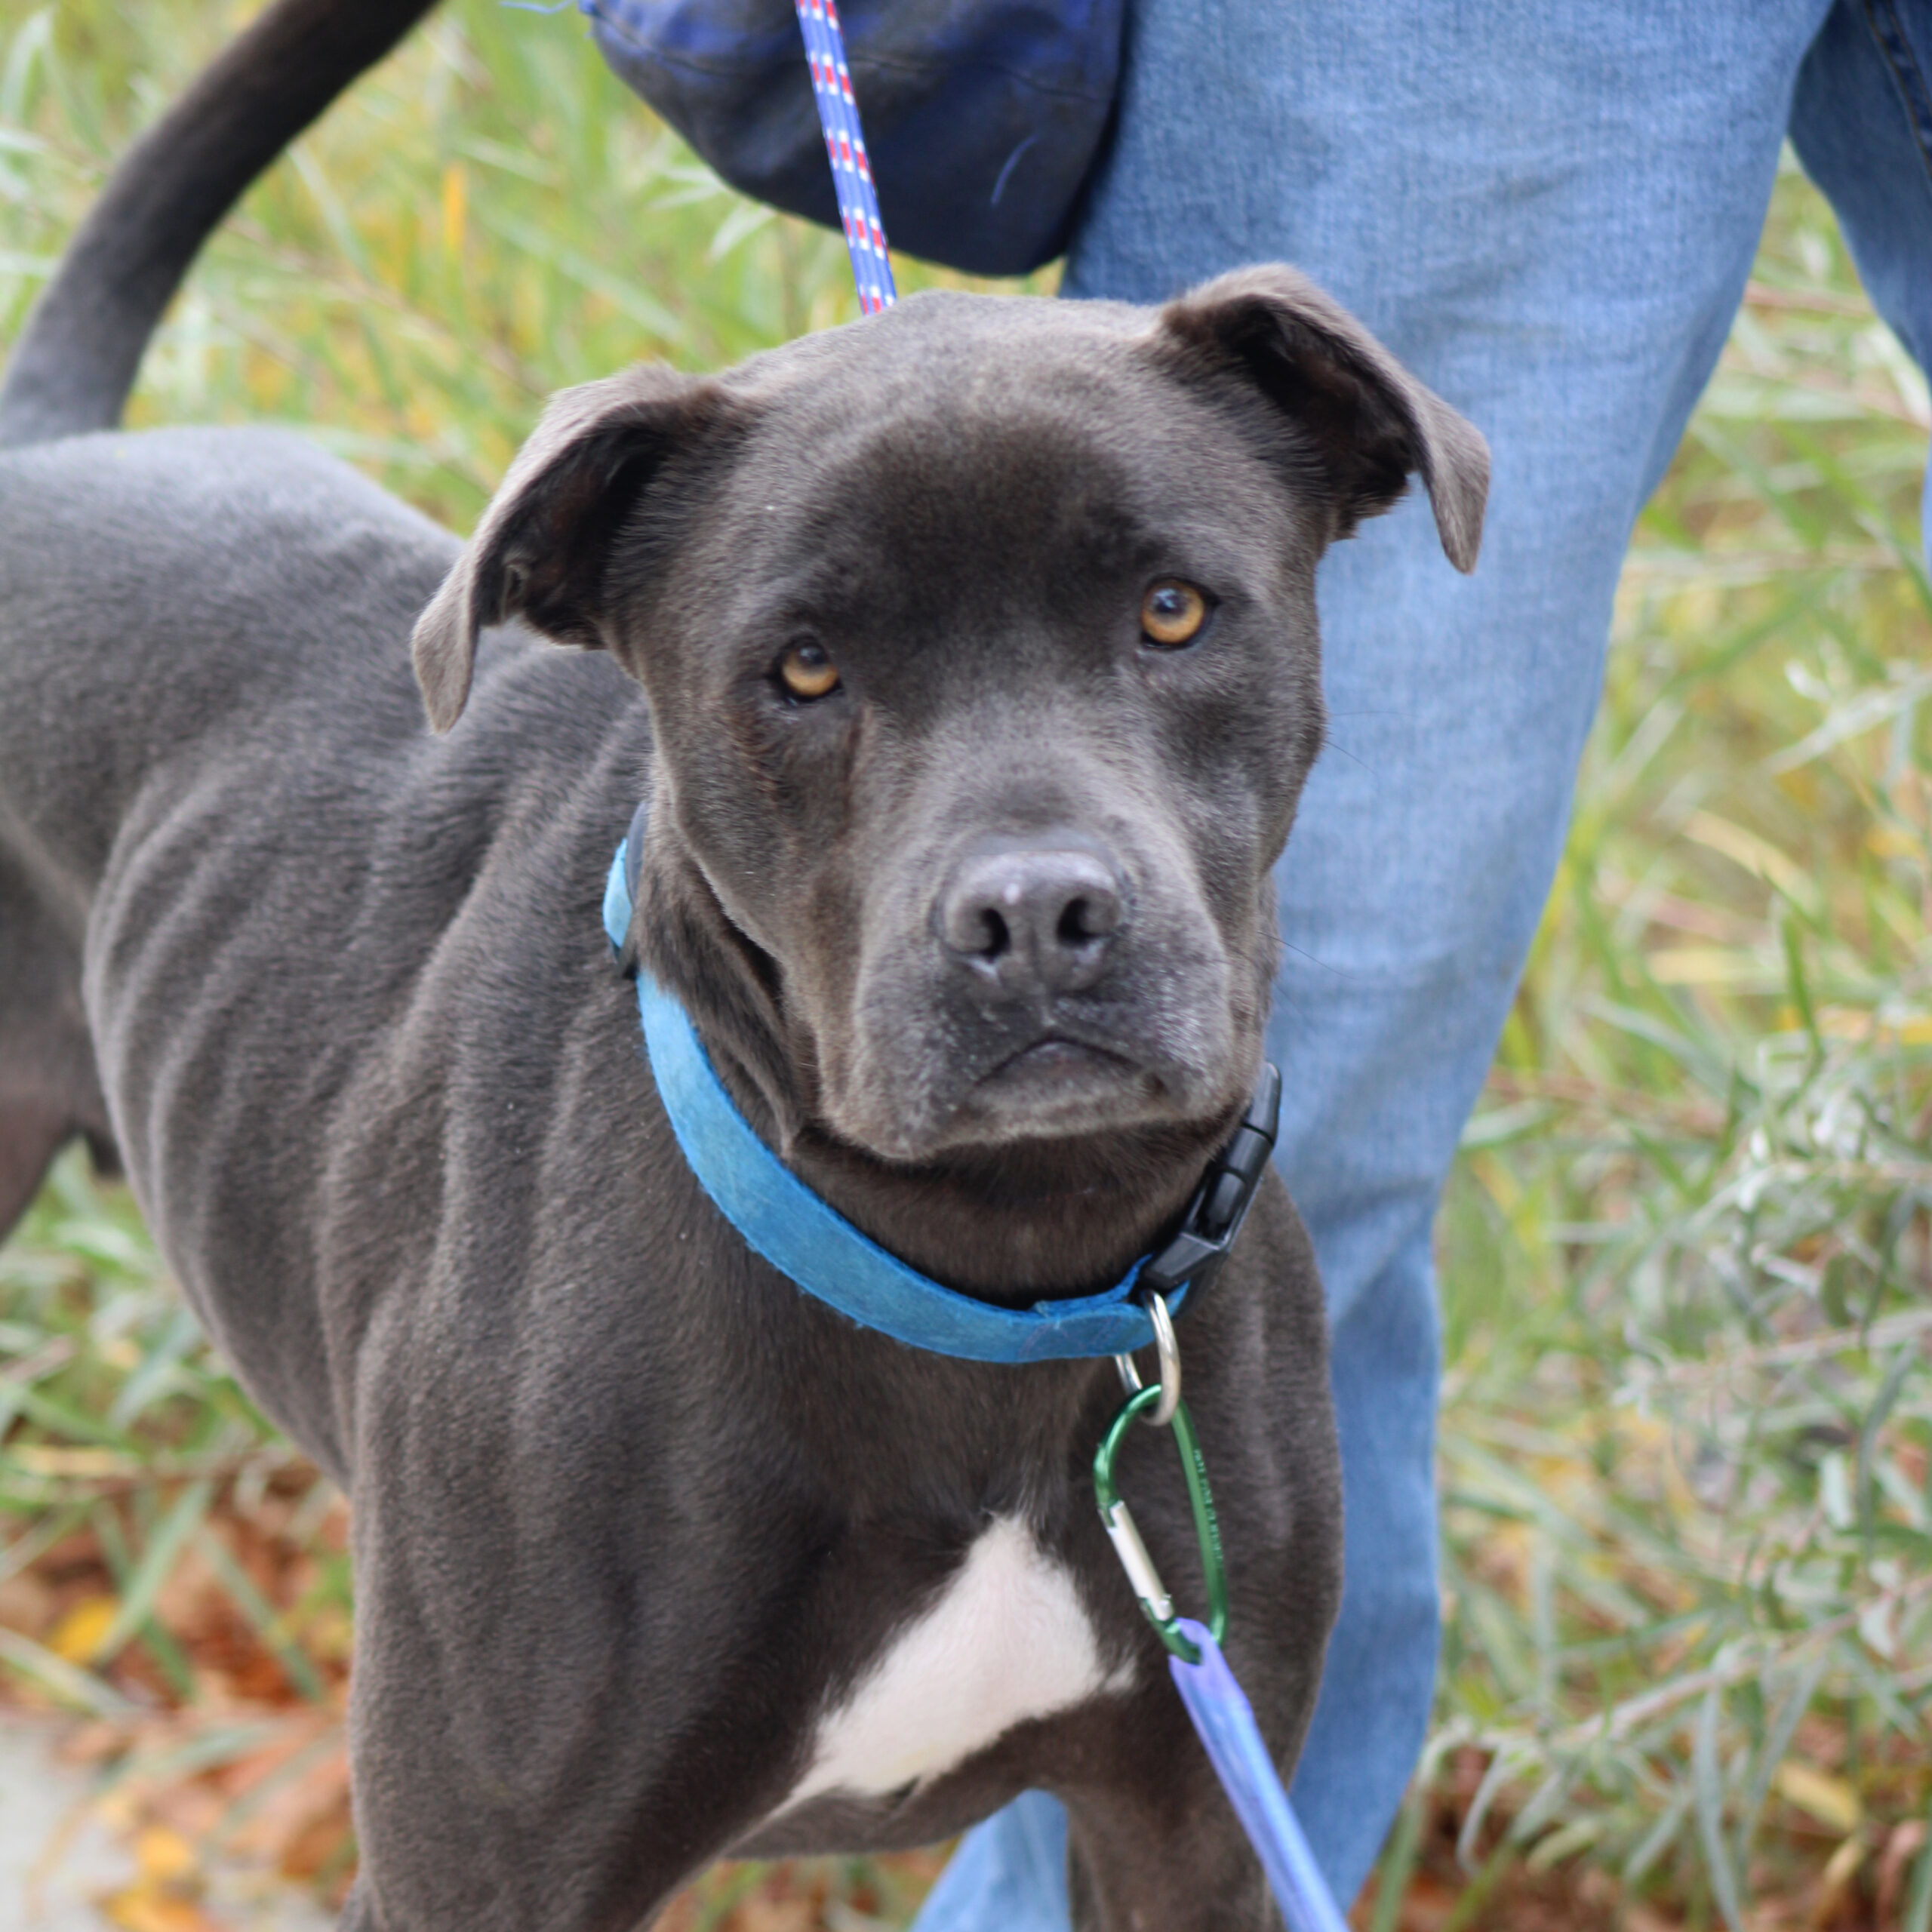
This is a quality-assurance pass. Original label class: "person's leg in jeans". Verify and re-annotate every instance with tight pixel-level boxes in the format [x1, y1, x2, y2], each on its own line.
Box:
[1789, 4, 1932, 563]
[905, 1, 1932, 1922]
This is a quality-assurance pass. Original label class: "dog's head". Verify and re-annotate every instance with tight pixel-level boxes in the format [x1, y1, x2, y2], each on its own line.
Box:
[413, 267, 1485, 1269]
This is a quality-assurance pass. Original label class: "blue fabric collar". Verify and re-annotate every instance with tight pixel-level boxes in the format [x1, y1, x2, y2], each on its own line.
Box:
[603, 831, 1278, 1364]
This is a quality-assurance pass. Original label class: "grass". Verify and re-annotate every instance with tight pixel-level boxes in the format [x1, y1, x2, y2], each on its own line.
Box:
[1, 2, 1929, 1927]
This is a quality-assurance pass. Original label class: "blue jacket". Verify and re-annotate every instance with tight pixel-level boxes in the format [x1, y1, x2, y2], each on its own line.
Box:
[583, 0, 1121, 275]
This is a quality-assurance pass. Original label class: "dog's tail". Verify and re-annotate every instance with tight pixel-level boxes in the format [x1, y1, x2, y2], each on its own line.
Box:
[0, 0, 438, 449]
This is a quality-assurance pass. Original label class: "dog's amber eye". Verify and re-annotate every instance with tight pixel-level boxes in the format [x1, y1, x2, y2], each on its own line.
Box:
[777, 639, 841, 700]
[1141, 580, 1208, 648]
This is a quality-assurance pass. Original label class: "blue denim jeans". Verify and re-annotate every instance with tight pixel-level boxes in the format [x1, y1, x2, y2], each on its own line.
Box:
[912, 2, 1932, 1921]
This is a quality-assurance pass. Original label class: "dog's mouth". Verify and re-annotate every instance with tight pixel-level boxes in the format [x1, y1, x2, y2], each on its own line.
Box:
[983, 1032, 1139, 1088]
[828, 994, 1232, 1163]
[941, 1026, 1174, 1143]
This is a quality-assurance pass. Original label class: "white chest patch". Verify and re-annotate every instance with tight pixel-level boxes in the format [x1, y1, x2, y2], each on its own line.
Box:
[778, 1517, 1133, 1810]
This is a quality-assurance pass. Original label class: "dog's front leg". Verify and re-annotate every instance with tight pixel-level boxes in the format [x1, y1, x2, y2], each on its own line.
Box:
[1066, 1773, 1281, 1932]
[328, 1491, 783, 1932]
[330, 1692, 718, 1932]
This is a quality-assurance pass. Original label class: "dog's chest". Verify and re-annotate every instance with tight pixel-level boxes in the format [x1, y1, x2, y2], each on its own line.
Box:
[778, 1517, 1132, 1809]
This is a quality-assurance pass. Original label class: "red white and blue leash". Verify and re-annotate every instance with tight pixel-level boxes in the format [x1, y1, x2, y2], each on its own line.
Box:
[781, 20, 1351, 1928]
[792, 0, 897, 314]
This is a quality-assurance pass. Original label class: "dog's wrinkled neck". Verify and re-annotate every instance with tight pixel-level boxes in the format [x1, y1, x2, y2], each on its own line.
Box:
[629, 833, 1232, 1302]
[777, 1115, 1223, 1303]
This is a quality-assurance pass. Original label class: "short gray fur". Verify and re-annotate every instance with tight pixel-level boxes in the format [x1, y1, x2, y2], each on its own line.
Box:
[0, 22, 1487, 1924]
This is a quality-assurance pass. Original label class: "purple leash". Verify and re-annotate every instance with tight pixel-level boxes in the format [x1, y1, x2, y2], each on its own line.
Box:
[789, 31, 1350, 1932]
[1169, 1622, 1354, 1932]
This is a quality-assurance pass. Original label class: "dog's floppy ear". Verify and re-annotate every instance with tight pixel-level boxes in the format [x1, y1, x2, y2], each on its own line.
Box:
[1155, 265, 1489, 572]
[411, 364, 724, 732]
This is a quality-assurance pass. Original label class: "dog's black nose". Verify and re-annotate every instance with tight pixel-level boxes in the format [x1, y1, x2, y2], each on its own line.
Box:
[939, 837, 1127, 995]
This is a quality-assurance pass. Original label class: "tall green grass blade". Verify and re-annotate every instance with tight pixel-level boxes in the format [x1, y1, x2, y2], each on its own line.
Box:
[0, 1626, 138, 1718]
[1906, 1791, 1932, 1932]
[1694, 1687, 1746, 1931]
[194, 1524, 326, 1703]
[92, 1478, 214, 1666]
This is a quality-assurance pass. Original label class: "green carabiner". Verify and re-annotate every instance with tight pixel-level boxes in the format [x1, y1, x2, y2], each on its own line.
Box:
[1092, 1383, 1229, 1665]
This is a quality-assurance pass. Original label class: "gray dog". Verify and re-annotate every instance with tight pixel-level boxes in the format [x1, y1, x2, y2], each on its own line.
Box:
[0, 6, 1487, 1926]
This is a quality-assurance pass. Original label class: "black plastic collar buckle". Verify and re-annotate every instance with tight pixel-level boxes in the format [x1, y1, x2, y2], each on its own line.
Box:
[1140, 1062, 1283, 1306]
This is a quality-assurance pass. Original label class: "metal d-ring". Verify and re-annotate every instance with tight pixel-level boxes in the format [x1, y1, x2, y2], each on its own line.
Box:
[1112, 1287, 1180, 1428]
